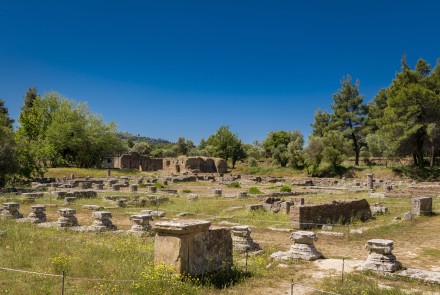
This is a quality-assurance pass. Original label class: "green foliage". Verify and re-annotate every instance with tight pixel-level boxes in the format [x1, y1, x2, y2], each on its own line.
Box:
[131, 141, 152, 155]
[248, 187, 262, 194]
[247, 157, 258, 167]
[176, 136, 195, 156]
[279, 185, 291, 192]
[206, 126, 246, 168]
[329, 76, 367, 166]
[182, 189, 192, 193]
[263, 130, 304, 167]
[153, 182, 166, 188]
[375, 58, 440, 168]
[304, 136, 324, 176]
[15, 90, 125, 176]
[227, 182, 241, 188]
[322, 130, 352, 172]
[0, 100, 17, 185]
[311, 108, 331, 137]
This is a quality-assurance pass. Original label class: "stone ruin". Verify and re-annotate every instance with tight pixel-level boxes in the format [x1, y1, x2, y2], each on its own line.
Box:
[90, 211, 117, 231]
[154, 219, 232, 276]
[290, 199, 371, 229]
[270, 231, 323, 261]
[28, 205, 47, 223]
[162, 157, 227, 174]
[213, 188, 222, 197]
[0, 203, 23, 219]
[361, 239, 402, 273]
[128, 214, 153, 235]
[411, 196, 432, 216]
[245, 197, 293, 214]
[230, 225, 262, 253]
[103, 153, 227, 174]
[57, 208, 79, 228]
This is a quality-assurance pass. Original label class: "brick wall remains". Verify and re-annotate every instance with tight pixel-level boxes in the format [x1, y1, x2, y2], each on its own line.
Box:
[290, 199, 371, 229]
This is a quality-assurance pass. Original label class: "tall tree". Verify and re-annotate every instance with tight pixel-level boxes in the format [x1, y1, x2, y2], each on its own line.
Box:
[377, 58, 440, 168]
[329, 76, 367, 166]
[311, 109, 331, 137]
[0, 99, 14, 129]
[0, 100, 17, 185]
[206, 126, 246, 168]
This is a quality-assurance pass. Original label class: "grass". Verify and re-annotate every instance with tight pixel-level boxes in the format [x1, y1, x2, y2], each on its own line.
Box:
[317, 273, 423, 295]
[227, 182, 241, 188]
[248, 187, 262, 194]
[44, 167, 159, 179]
[2, 167, 440, 294]
[279, 185, 291, 192]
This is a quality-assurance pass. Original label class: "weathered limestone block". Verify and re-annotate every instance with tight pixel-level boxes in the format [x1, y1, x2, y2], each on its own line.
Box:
[128, 214, 153, 234]
[0, 203, 23, 219]
[22, 192, 44, 199]
[112, 184, 120, 191]
[78, 181, 92, 189]
[63, 196, 76, 206]
[270, 231, 323, 261]
[246, 204, 264, 211]
[411, 197, 432, 216]
[82, 205, 103, 211]
[141, 209, 166, 217]
[361, 239, 402, 273]
[149, 186, 157, 193]
[237, 191, 248, 198]
[90, 211, 117, 231]
[187, 194, 198, 201]
[57, 208, 79, 228]
[116, 199, 126, 207]
[129, 184, 138, 192]
[28, 205, 47, 223]
[92, 183, 104, 190]
[154, 220, 233, 276]
[52, 191, 68, 199]
[231, 225, 262, 253]
[213, 188, 222, 197]
[370, 203, 388, 216]
[366, 174, 374, 190]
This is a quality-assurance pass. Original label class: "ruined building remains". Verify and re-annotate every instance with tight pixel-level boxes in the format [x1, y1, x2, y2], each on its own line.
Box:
[103, 153, 227, 173]
[290, 199, 371, 229]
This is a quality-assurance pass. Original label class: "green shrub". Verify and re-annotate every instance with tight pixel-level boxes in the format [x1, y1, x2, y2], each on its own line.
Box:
[182, 189, 192, 193]
[153, 182, 166, 188]
[248, 157, 258, 167]
[227, 182, 241, 188]
[280, 185, 291, 192]
[248, 187, 262, 194]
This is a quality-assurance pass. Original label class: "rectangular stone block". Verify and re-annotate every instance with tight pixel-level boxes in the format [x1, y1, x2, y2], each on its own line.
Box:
[411, 197, 432, 216]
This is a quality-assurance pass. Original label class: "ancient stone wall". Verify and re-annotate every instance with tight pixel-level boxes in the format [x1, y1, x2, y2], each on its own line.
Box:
[290, 199, 371, 229]
[162, 157, 227, 174]
[105, 154, 226, 173]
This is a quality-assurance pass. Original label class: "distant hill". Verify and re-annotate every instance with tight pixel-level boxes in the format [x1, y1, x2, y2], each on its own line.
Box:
[117, 132, 173, 146]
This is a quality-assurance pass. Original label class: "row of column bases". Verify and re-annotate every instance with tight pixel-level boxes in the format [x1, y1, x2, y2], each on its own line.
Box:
[1, 202, 402, 274]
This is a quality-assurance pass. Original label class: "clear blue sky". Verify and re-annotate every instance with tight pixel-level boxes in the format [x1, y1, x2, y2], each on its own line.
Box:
[1, 0, 439, 144]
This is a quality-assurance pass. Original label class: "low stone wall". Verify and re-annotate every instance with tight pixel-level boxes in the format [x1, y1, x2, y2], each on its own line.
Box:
[290, 199, 371, 229]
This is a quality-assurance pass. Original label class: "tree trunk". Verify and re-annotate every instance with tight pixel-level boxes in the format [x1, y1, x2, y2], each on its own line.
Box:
[430, 145, 435, 168]
[352, 132, 360, 166]
[412, 151, 418, 166]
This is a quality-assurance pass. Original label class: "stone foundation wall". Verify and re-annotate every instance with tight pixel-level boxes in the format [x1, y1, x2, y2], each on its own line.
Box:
[162, 157, 227, 174]
[290, 199, 371, 229]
